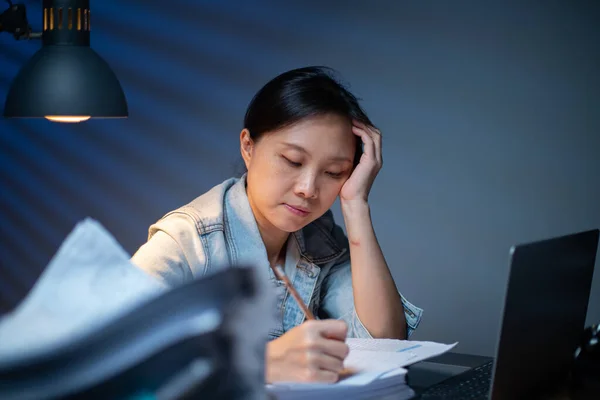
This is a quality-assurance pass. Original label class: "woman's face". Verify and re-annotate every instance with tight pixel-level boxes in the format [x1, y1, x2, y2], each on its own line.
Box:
[241, 114, 356, 234]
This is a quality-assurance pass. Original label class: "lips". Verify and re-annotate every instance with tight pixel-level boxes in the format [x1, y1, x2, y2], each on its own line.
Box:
[287, 204, 309, 212]
[284, 204, 310, 216]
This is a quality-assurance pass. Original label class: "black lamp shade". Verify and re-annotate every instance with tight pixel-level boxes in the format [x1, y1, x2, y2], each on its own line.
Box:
[3, 0, 128, 121]
[3, 45, 128, 118]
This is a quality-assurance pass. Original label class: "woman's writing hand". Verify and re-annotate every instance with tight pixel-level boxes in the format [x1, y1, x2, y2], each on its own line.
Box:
[265, 319, 350, 383]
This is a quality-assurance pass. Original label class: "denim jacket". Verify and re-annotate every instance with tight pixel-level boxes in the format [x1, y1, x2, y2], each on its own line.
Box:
[131, 175, 423, 339]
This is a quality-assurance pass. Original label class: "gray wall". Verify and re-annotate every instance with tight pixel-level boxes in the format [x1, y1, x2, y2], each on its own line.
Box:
[0, 0, 598, 356]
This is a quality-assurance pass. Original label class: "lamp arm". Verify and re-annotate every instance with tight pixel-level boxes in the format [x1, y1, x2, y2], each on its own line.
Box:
[0, 1, 42, 40]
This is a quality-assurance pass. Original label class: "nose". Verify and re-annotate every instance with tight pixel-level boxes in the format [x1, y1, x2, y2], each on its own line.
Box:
[294, 170, 318, 199]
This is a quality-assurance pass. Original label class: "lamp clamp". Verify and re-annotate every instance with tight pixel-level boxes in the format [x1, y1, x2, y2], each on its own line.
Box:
[0, 1, 42, 40]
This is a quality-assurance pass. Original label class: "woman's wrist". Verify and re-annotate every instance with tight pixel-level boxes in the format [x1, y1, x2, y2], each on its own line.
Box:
[340, 199, 370, 217]
[341, 199, 371, 229]
[340, 199, 373, 243]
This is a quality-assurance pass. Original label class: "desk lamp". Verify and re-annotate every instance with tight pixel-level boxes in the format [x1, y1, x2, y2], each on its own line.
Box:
[0, 0, 128, 123]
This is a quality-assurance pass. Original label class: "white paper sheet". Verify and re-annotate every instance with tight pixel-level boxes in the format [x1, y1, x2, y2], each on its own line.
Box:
[345, 339, 458, 371]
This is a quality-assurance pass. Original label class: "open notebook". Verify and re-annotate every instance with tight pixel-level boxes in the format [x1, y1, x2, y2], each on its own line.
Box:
[267, 338, 458, 399]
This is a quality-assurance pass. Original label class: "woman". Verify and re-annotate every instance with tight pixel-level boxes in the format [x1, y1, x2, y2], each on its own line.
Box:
[131, 66, 423, 383]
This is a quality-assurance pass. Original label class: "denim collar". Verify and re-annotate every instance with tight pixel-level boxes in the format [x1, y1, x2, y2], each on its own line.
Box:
[224, 175, 345, 267]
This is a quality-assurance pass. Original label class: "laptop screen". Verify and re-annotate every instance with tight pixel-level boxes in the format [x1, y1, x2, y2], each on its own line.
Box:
[490, 229, 598, 400]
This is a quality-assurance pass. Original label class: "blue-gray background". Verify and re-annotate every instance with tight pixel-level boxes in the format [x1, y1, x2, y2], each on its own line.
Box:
[1, 0, 599, 356]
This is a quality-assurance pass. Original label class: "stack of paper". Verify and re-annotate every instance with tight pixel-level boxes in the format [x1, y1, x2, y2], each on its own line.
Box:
[267, 338, 457, 399]
[268, 368, 412, 400]
[0, 218, 277, 400]
[0, 218, 167, 363]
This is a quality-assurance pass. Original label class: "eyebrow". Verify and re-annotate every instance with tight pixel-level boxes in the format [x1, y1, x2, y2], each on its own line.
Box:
[281, 143, 353, 164]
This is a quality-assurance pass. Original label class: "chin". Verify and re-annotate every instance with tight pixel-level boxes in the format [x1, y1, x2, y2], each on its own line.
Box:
[270, 213, 310, 233]
[275, 220, 306, 233]
[267, 207, 321, 233]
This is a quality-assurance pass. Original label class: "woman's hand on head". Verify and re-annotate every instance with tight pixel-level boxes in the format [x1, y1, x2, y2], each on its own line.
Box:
[265, 319, 350, 384]
[339, 121, 382, 204]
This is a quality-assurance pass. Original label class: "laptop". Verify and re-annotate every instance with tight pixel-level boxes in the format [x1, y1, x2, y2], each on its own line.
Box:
[418, 229, 599, 400]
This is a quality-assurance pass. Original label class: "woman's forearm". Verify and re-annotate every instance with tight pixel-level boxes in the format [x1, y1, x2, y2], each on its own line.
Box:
[341, 200, 406, 339]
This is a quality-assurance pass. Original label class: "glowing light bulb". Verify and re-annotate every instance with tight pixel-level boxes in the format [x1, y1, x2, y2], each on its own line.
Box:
[44, 116, 91, 123]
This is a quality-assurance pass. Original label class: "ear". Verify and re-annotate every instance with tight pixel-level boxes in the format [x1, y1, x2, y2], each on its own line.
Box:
[240, 129, 254, 170]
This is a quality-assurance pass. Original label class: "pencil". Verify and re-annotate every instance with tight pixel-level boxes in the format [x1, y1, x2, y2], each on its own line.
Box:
[271, 264, 315, 321]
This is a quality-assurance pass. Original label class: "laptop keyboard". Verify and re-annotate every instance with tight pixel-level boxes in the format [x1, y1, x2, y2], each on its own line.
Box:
[417, 360, 493, 399]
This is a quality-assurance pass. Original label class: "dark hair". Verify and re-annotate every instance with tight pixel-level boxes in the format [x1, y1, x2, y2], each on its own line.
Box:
[243, 66, 374, 167]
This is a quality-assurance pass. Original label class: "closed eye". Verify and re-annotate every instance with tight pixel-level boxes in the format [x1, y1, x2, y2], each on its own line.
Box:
[326, 171, 344, 179]
[282, 156, 302, 167]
